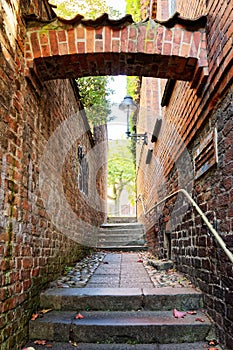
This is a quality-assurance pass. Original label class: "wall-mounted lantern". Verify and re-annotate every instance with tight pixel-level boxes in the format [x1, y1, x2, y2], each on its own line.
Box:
[151, 118, 162, 143]
[146, 149, 153, 164]
[119, 96, 147, 145]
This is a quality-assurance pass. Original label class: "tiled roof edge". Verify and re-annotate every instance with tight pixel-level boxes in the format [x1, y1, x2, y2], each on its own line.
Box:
[24, 11, 207, 30]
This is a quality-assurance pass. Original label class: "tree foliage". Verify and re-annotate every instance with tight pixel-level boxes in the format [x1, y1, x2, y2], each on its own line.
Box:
[50, 0, 109, 19]
[126, 0, 141, 22]
[50, 0, 122, 19]
[77, 76, 114, 127]
[108, 140, 136, 211]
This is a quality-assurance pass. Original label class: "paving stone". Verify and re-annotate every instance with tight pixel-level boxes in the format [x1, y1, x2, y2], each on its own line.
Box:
[40, 288, 143, 311]
[25, 341, 224, 350]
[159, 343, 223, 350]
[29, 311, 74, 342]
[29, 310, 212, 344]
[143, 287, 203, 311]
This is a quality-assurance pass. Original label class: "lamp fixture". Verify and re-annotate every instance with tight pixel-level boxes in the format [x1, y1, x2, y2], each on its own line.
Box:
[119, 96, 147, 145]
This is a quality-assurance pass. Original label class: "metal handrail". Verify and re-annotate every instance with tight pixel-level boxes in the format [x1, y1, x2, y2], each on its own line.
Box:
[137, 189, 233, 264]
[136, 194, 147, 215]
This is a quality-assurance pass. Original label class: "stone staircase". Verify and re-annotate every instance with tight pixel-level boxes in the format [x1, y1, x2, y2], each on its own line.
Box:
[97, 222, 147, 251]
[28, 287, 214, 349]
[28, 253, 216, 349]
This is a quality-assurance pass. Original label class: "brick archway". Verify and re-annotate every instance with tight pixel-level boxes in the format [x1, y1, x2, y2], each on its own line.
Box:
[25, 13, 208, 87]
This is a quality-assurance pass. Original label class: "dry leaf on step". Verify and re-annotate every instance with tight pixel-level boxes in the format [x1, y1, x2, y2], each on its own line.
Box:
[34, 340, 47, 345]
[187, 310, 197, 315]
[31, 313, 39, 321]
[40, 309, 52, 314]
[173, 309, 186, 318]
[195, 317, 205, 322]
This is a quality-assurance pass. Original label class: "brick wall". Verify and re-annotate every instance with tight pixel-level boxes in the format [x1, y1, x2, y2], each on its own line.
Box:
[137, 0, 233, 348]
[0, 1, 107, 348]
[171, 90, 233, 348]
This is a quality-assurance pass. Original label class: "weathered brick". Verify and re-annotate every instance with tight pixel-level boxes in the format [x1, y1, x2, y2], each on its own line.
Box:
[57, 30, 66, 42]
[67, 29, 76, 55]
[30, 32, 41, 58]
[49, 30, 59, 55]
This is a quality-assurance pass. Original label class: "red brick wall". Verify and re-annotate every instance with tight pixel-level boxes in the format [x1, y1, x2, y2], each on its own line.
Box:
[0, 1, 107, 348]
[137, 1, 233, 348]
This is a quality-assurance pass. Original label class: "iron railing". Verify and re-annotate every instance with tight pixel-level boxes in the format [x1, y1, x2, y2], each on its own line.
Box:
[137, 189, 233, 264]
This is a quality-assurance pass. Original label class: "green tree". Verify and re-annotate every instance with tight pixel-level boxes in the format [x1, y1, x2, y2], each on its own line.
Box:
[108, 140, 136, 214]
[50, 0, 122, 19]
[77, 76, 114, 128]
[126, 0, 141, 22]
[50, 0, 108, 19]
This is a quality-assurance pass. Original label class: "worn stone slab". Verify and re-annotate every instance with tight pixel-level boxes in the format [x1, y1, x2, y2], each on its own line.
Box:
[86, 283, 120, 288]
[88, 276, 119, 283]
[148, 260, 173, 271]
[29, 310, 212, 344]
[143, 287, 203, 311]
[29, 311, 73, 342]
[26, 342, 159, 349]
[26, 342, 220, 350]
[71, 310, 211, 344]
[101, 223, 144, 229]
[41, 288, 143, 311]
[120, 282, 153, 288]
[97, 246, 148, 251]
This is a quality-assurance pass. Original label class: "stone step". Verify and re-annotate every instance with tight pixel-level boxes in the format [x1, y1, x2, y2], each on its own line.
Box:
[98, 230, 145, 237]
[26, 341, 216, 349]
[107, 217, 137, 223]
[98, 235, 145, 245]
[97, 240, 145, 246]
[40, 287, 203, 311]
[101, 223, 144, 230]
[97, 223, 146, 249]
[96, 245, 148, 251]
[29, 310, 212, 344]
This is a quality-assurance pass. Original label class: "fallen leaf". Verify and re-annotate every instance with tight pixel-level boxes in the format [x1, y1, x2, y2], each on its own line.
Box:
[31, 313, 39, 321]
[69, 341, 78, 347]
[195, 317, 205, 322]
[137, 259, 143, 263]
[187, 310, 197, 315]
[34, 340, 47, 345]
[46, 344, 53, 348]
[40, 309, 52, 314]
[173, 309, 186, 318]
[75, 313, 84, 319]
[208, 340, 218, 346]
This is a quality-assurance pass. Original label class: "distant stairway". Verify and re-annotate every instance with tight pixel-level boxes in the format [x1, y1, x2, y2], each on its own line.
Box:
[97, 222, 147, 251]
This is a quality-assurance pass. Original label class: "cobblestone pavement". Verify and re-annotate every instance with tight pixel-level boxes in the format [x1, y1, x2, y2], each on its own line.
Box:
[49, 251, 194, 289]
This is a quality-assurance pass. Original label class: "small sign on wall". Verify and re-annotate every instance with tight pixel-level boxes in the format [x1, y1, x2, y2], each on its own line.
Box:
[194, 128, 218, 179]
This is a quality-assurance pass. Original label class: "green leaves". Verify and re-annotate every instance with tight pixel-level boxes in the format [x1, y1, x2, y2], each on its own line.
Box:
[50, 0, 109, 19]
[126, 0, 141, 22]
[50, 0, 123, 20]
[108, 140, 136, 206]
[77, 76, 114, 127]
